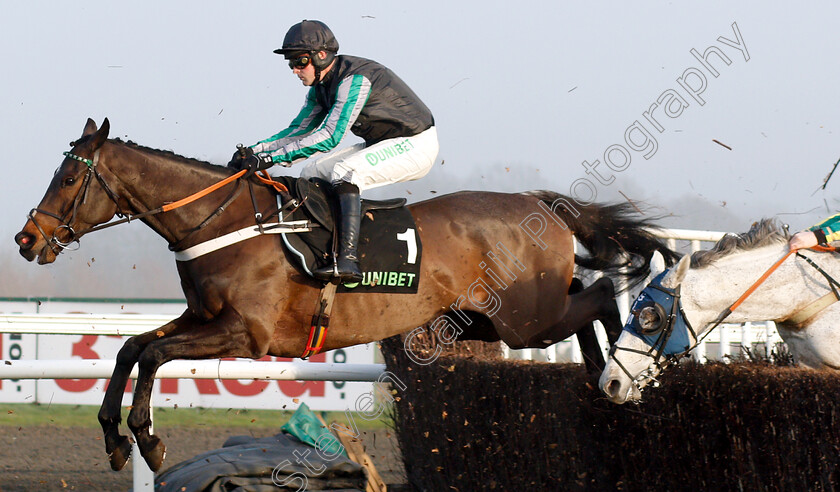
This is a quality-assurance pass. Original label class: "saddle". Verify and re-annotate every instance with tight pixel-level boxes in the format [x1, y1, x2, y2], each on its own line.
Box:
[272, 176, 422, 294]
[292, 177, 406, 232]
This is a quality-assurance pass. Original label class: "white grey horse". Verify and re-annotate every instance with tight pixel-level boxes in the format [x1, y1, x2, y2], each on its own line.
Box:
[600, 219, 840, 404]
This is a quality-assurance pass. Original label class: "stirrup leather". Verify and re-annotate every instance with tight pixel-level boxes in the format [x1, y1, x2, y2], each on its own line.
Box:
[302, 281, 337, 359]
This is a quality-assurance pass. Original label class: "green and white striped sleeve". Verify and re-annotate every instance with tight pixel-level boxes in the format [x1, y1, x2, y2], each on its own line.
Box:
[261, 74, 371, 165]
[810, 213, 840, 243]
[251, 88, 325, 154]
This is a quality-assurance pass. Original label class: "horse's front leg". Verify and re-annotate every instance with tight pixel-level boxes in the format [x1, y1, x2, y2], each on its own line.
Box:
[97, 314, 191, 471]
[126, 307, 267, 472]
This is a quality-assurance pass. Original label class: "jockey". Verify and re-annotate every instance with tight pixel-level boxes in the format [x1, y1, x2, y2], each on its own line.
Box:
[230, 19, 439, 283]
[789, 213, 840, 250]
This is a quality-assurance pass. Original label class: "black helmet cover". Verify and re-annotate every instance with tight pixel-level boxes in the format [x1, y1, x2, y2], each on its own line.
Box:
[275, 19, 338, 70]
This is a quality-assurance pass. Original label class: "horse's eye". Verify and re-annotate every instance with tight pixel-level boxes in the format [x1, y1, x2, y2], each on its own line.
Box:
[63, 176, 76, 187]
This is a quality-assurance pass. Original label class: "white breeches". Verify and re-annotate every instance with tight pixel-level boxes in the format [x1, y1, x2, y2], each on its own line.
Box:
[296, 126, 439, 192]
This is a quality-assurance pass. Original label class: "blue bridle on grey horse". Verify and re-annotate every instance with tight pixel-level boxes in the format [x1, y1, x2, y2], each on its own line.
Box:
[608, 271, 699, 390]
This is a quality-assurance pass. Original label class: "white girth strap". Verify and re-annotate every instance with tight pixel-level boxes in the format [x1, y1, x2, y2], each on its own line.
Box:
[173, 220, 312, 262]
[786, 292, 840, 326]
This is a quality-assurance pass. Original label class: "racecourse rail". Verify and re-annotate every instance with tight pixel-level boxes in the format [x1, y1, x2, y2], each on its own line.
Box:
[0, 228, 786, 490]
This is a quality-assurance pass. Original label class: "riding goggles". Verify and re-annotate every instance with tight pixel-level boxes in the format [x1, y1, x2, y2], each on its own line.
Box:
[288, 54, 312, 70]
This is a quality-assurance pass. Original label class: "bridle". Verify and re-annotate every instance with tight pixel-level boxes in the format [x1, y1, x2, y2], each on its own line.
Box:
[27, 149, 127, 255]
[608, 272, 700, 393]
[609, 245, 840, 397]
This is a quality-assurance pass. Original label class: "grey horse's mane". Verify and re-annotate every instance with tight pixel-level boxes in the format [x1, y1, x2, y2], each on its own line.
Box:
[690, 218, 788, 269]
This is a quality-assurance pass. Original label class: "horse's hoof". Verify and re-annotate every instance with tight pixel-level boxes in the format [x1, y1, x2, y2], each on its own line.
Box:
[141, 436, 166, 472]
[108, 436, 132, 471]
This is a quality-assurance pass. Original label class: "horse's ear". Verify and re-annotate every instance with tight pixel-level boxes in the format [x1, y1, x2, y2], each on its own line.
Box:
[667, 254, 691, 287]
[648, 251, 667, 279]
[81, 118, 97, 138]
[90, 118, 110, 150]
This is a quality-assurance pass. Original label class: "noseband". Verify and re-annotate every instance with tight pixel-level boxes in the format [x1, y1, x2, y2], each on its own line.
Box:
[608, 272, 699, 394]
[27, 150, 126, 255]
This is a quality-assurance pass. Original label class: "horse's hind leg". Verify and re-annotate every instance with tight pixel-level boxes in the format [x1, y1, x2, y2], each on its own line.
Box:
[97, 316, 188, 471]
[127, 308, 265, 471]
[596, 278, 623, 346]
[536, 276, 623, 375]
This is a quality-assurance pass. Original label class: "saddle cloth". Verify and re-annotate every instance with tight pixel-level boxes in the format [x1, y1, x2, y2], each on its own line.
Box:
[271, 176, 422, 294]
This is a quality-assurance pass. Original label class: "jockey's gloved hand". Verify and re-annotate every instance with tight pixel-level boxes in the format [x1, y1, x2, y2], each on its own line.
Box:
[227, 146, 254, 169]
[243, 153, 274, 175]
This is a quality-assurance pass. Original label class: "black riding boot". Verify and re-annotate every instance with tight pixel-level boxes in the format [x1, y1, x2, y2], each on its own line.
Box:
[314, 184, 363, 283]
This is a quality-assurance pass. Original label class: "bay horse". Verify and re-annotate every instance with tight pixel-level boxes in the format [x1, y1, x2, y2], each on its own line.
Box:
[15, 118, 678, 472]
[600, 219, 840, 405]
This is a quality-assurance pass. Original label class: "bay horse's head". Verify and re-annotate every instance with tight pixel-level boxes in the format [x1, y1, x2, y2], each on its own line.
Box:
[15, 118, 121, 264]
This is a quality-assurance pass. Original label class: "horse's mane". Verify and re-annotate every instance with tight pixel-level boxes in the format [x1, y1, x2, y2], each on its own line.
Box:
[690, 218, 788, 268]
[110, 137, 222, 169]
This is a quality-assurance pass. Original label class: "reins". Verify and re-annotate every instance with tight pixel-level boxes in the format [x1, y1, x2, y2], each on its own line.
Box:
[162, 170, 251, 212]
[795, 245, 840, 297]
[78, 169, 250, 236]
[703, 248, 798, 333]
[708, 244, 839, 332]
[34, 148, 292, 253]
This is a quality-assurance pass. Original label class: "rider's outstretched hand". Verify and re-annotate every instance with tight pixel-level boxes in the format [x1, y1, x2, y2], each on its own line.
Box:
[242, 153, 274, 176]
[227, 146, 254, 169]
[789, 230, 818, 251]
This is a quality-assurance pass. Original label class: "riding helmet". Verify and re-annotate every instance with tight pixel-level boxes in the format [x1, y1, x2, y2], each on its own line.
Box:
[274, 20, 339, 70]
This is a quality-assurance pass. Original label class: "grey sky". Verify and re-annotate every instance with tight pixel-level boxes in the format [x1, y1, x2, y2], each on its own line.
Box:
[2, 2, 839, 297]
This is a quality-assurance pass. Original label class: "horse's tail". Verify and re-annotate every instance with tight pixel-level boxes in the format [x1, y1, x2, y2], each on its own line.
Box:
[525, 190, 681, 290]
